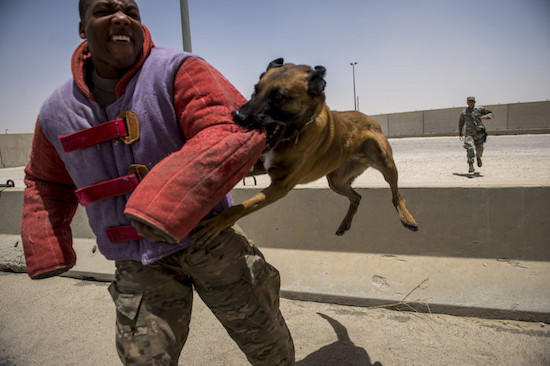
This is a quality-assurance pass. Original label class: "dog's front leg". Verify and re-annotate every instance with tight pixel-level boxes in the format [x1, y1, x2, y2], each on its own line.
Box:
[193, 182, 291, 245]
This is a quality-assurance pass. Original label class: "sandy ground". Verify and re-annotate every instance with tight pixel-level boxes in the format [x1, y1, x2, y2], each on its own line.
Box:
[1, 272, 548, 366]
[235, 134, 550, 189]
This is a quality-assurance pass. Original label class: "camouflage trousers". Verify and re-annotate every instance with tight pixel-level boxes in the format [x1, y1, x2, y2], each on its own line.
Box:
[108, 226, 295, 366]
[463, 134, 484, 164]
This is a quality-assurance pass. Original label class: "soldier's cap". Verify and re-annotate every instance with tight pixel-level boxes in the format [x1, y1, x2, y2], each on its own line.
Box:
[466, 96, 476, 102]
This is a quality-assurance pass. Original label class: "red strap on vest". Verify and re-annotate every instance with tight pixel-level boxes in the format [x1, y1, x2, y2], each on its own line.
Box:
[75, 174, 139, 206]
[105, 225, 143, 242]
[59, 119, 127, 153]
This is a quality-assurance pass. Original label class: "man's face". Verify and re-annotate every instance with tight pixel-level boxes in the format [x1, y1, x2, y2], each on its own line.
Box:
[467, 100, 475, 108]
[79, 0, 144, 78]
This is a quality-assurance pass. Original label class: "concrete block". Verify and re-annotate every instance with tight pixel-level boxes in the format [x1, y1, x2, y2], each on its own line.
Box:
[232, 187, 550, 261]
[0, 234, 114, 281]
[0, 189, 23, 235]
[0, 188, 94, 239]
[423, 107, 463, 136]
[66, 237, 115, 281]
[0, 234, 26, 273]
[2, 184, 550, 320]
[387, 111, 423, 137]
[508, 101, 550, 131]
[4, 185, 550, 262]
[485, 104, 508, 132]
[369, 114, 389, 135]
[0, 134, 33, 168]
[0, 167, 25, 188]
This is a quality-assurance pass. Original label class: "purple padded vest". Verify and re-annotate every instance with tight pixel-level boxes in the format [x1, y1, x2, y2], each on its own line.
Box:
[38, 48, 231, 264]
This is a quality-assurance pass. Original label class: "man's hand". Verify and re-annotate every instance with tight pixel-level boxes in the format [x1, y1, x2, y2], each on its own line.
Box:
[131, 220, 177, 243]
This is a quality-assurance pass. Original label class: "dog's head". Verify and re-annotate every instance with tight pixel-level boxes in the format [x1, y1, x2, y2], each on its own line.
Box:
[233, 58, 327, 150]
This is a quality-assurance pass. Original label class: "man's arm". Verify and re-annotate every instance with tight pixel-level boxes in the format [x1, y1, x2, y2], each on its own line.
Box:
[22, 119, 78, 279]
[125, 57, 265, 242]
[458, 112, 465, 136]
[479, 107, 493, 120]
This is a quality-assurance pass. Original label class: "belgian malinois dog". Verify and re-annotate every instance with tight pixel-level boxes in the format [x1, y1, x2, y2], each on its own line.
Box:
[194, 58, 418, 244]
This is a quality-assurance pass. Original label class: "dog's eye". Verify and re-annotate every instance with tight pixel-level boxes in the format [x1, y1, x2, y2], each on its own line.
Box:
[269, 89, 288, 104]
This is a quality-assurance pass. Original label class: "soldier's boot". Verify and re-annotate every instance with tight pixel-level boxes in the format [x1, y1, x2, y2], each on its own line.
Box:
[469, 162, 475, 173]
[477, 157, 482, 167]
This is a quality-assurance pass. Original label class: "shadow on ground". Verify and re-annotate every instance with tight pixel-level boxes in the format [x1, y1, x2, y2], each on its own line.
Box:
[296, 313, 383, 366]
[452, 172, 484, 179]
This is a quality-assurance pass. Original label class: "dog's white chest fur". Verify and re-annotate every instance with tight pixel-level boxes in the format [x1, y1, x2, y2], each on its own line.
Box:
[261, 150, 277, 171]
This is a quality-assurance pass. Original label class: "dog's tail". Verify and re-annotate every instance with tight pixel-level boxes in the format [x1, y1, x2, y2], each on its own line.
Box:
[317, 313, 352, 343]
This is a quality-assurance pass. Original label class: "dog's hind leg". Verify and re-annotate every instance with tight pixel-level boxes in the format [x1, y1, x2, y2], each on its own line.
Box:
[363, 133, 418, 231]
[327, 161, 365, 236]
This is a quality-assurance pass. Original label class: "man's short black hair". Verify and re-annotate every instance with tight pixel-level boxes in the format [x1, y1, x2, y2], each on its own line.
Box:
[79, 0, 91, 21]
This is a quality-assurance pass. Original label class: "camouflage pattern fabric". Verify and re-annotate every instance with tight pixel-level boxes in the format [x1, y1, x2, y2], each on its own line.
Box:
[463, 135, 484, 164]
[459, 107, 492, 164]
[459, 106, 492, 137]
[108, 226, 295, 366]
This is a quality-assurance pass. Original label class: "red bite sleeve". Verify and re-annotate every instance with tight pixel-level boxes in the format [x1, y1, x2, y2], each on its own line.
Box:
[21, 119, 78, 279]
[124, 57, 265, 241]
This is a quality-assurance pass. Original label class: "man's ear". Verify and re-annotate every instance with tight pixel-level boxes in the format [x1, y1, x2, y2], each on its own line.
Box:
[79, 22, 86, 39]
[308, 65, 327, 96]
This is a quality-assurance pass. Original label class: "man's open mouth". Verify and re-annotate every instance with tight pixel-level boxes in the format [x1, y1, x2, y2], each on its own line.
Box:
[111, 35, 131, 43]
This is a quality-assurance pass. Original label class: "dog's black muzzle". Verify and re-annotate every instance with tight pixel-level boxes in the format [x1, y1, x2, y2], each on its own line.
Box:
[232, 109, 287, 151]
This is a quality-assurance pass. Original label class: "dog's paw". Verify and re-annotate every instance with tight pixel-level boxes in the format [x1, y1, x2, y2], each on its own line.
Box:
[335, 222, 351, 236]
[191, 217, 228, 246]
[402, 220, 419, 232]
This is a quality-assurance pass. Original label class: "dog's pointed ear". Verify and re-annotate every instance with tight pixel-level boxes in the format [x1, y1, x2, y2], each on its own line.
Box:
[308, 65, 327, 96]
[313, 65, 326, 77]
[266, 58, 284, 71]
[260, 58, 284, 80]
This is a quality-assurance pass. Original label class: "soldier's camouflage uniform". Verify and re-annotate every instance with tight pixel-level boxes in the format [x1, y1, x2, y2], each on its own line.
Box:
[458, 106, 493, 165]
[108, 225, 295, 366]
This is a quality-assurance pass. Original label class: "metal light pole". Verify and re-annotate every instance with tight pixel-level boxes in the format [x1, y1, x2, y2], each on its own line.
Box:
[350, 62, 358, 111]
[180, 0, 192, 52]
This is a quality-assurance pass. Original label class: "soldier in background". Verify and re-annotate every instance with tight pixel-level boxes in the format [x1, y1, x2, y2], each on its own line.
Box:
[459, 96, 493, 173]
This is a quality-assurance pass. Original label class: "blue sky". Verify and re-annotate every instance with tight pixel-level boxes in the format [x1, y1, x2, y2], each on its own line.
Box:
[0, 0, 549, 133]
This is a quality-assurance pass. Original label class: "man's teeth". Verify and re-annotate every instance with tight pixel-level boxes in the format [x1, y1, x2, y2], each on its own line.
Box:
[112, 35, 130, 42]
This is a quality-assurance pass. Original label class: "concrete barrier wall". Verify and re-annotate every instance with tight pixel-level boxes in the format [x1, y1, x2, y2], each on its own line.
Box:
[370, 100, 550, 138]
[2, 186, 548, 261]
[0, 134, 32, 168]
[232, 187, 550, 262]
[2, 186, 549, 320]
[508, 101, 550, 131]
[387, 111, 423, 137]
[423, 107, 464, 136]
[0, 101, 548, 168]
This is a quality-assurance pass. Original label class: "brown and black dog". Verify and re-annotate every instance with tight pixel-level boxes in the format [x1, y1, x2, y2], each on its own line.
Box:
[194, 58, 418, 244]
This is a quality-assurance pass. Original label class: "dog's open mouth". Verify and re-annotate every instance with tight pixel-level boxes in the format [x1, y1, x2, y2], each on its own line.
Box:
[263, 121, 287, 149]
[233, 109, 290, 151]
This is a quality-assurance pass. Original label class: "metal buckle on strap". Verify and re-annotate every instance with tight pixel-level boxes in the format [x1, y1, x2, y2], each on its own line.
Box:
[129, 164, 149, 181]
[118, 110, 140, 145]
[59, 110, 140, 153]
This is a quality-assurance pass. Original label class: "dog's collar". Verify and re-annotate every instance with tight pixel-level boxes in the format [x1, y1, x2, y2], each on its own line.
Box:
[262, 117, 315, 153]
[292, 118, 315, 145]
